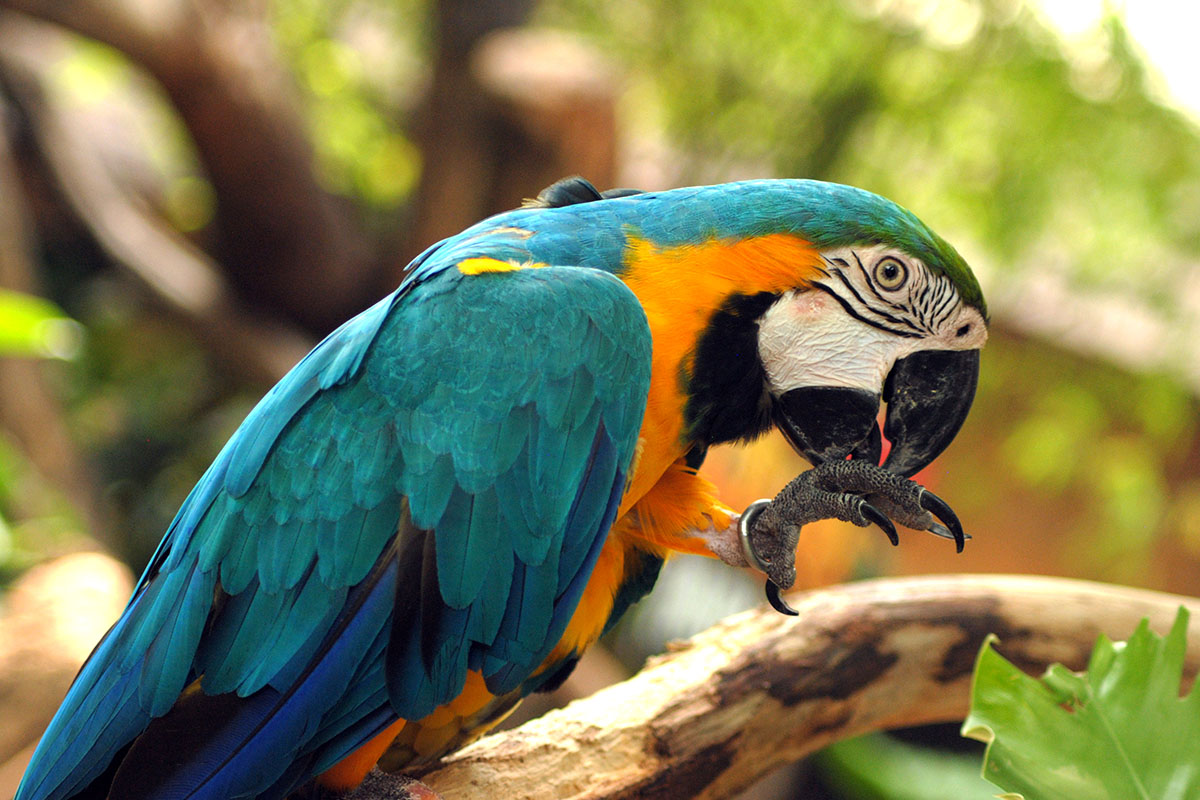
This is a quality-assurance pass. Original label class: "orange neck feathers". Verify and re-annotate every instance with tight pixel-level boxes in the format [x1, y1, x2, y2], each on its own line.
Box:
[617, 233, 825, 505]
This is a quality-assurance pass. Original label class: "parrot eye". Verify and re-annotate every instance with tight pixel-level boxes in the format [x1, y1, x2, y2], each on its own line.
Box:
[873, 257, 908, 291]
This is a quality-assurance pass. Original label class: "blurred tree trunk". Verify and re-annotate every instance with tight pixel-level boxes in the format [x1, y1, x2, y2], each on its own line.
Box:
[402, 0, 619, 280]
[0, 0, 621, 321]
[0, 0, 372, 333]
[406, 0, 534, 256]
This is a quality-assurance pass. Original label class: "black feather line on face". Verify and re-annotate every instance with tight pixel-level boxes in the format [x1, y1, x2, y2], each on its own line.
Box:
[684, 444, 709, 470]
[684, 291, 780, 446]
[932, 278, 961, 329]
[930, 279, 954, 324]
[832, 266, 924, 333]
[811, 283, 923, 339]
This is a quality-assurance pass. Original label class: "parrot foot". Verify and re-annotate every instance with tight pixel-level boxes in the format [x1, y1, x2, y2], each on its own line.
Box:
[741, 460, 969, 615]
[305, 770, 443, 800]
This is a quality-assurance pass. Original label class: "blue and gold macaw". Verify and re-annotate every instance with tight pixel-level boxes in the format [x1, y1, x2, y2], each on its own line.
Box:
[17, 178, 987, 800]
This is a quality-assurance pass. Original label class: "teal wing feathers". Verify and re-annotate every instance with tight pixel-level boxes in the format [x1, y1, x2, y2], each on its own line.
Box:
[16, 242, 651, 800]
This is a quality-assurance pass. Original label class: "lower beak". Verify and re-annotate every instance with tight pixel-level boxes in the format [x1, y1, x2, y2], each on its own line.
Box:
[773, 349, 980, 477]
[773, 386, 879, 466]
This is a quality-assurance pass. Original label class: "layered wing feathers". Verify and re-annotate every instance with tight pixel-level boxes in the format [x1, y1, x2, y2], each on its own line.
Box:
[17, 256, 650, 800]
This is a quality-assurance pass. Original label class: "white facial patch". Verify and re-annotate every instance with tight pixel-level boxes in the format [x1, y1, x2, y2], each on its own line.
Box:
[756, 245, 988, 397]
[757, 290, 922, 395]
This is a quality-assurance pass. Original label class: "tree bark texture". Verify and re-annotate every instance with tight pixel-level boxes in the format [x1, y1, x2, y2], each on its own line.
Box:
[2, 566, 1197, 800]
[411, 574, 1200, 800]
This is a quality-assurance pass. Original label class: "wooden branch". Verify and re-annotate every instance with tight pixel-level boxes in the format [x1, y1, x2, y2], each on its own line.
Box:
[4, 564, 1197, 799]
[396, 575, 1200, 800]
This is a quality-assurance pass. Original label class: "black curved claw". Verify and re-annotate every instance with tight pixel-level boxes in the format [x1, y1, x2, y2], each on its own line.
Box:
[919, 490, 966, 553]
[765, 580, 799, 616]
[860, 501, 900, 546]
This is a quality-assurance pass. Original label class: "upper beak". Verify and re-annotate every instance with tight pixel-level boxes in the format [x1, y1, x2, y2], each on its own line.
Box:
[880, 349, 980, 477]
[773, 349, 980, 477]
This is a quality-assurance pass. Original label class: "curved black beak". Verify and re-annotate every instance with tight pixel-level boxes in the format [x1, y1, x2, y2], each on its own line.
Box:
[773, 348, 980, 477]
[880, 349, 980, 477]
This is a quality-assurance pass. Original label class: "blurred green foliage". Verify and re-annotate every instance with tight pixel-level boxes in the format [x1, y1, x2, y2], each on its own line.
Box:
[973, 330, 1196, 580]
[543, 0, 1200, 285]
[58, 283, 258, 567]
[540, 0, 1200, 580]
[49, 39, 215, 233]
[0, 291, 85, 585]
[817, 733, 995, 800]
[271, 0, 427, 213]
[0, 288, 82, 360]
[23, 0, 1200, 587]
[0, 435, 83, 586]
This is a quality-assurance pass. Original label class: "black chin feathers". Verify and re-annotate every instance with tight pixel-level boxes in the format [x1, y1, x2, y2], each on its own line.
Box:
[684, 292, 780, 447]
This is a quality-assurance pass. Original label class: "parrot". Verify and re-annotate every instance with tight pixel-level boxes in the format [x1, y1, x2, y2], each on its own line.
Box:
[16, 177, 987, 800]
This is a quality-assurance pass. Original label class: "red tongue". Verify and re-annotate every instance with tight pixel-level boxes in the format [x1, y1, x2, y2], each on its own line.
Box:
[848, 418, 883, 465]
[877, 415, 942, 487]
[849, 415, 940, 487]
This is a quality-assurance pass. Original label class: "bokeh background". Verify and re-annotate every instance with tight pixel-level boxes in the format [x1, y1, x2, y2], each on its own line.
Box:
[1, 0, 1199, 797]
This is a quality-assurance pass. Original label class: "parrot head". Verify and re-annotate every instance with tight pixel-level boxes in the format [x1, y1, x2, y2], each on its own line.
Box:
[761, 241, 987, 477]
[683, 181, 987, 478]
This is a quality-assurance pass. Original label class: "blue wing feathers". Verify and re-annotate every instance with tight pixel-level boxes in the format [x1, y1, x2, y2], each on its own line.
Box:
[430, 486, 473, 608]
[488, 489, 612, 696]
[66, 682, 143, 797]
[558, 427, 620, 587]
[110, 550, 402, 800]
[195, 580, 261, 693]
[460, 489, 502, 605]
[346, 495, 406, 585]
[310, 632, 390, 754]
[218, 513, 261, 596]
[255, 512, 305, 592]
[397, 450, 454, 529]
[496, 453, 551, 566]
[139, 561, 212, 715]
[19, 243, 652, 799]
[223, 291, 397, 499]
[186, 557, 399, 798]
[470, 548, 515, 645]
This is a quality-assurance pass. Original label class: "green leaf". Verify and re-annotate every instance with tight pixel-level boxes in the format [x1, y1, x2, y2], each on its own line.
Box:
[962, 608, 1200, 800]
[817, 733, 998, 800]
[0, 289, 83, 359]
